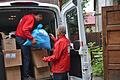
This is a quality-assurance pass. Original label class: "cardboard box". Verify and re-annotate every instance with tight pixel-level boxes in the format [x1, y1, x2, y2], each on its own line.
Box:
[31, 49, 49, 68]
[6, 66, 21, 80]
[34, 66, 50, 80]
[0, 32, 6, 38]
[2, 38, 16, 50]
[0, 32, 16, 50]
[3, 49, 22, 67]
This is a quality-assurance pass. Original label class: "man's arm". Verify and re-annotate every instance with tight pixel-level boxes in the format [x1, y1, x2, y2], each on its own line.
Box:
[22, 16, 34, 40]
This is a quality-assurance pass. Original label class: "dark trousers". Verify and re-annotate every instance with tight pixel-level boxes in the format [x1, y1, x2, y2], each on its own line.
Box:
[16, 37, 34, 78]
[53, 72, 68, 80]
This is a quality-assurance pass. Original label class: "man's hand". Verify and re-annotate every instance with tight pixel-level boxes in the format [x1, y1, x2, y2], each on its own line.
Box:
[43, 55, 55, 62]
[49, 33, 57, 42]
[31, 38, 37, 45]
[49, 33, 55, 39]
[43, 57, 49, 62]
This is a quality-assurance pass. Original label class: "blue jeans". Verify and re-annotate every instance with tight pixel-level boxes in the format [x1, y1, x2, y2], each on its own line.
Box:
[53, 72, 68, 80]
[16, 37, 34, 78]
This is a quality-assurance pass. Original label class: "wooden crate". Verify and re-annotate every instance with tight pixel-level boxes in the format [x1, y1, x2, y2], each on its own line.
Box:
[31, 49, 48, 68]
[3, 49, 22, 67]
[6, 66, 21, 80]
[34, 66, 50, 80]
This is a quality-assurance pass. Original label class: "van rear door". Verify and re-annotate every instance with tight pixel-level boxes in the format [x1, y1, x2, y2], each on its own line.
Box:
[61, 0, 92, 80]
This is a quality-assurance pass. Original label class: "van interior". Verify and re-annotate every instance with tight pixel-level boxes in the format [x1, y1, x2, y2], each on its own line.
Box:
[0, 7, 57, 48]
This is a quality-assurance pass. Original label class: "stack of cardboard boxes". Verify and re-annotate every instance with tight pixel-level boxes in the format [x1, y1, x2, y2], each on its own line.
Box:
[1, 32, 22, 80]
[0, 32, 51, 80]
[31, 49, 50, 80]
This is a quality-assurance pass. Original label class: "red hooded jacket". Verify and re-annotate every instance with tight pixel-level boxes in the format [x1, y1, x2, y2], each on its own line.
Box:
[43, 35, 70, 73]
[15, 14, 34, 40]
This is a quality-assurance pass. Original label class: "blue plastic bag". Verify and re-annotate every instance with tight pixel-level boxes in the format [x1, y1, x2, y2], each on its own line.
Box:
[23, 24, 51, 50]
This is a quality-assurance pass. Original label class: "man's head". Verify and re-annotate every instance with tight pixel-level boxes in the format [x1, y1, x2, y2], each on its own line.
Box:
[57, 25, 66, 38]
[33, 12, 43, 22]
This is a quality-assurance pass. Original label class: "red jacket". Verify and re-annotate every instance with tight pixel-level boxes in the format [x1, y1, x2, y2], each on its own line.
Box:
[15, 14, 34, 40]
[43, 35, 70, 73]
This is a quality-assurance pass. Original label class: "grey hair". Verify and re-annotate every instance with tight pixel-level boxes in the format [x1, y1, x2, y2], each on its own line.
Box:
[57, 25, 66, 35]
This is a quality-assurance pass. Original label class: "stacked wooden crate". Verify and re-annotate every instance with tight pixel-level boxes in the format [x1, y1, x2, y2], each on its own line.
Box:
[31, 48, 50, 80]
[1, 32, 22, 80]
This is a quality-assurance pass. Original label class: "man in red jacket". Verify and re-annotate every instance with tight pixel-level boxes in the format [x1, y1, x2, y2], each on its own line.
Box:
[15, 12, 43, 80]
[43, 26, 70, 80]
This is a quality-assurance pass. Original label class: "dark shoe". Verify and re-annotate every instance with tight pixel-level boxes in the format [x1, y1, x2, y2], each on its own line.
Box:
[27, 76, 35, 80]
[24, 76, 35, 80]
[23, 77, 28, 80]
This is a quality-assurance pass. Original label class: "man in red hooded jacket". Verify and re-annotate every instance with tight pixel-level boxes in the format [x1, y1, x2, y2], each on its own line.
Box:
[43, 26, 70, 80]
[15, 12, 43, 80]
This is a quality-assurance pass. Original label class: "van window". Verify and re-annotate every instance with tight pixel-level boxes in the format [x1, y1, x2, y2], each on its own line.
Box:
[66, 8, 79, 43]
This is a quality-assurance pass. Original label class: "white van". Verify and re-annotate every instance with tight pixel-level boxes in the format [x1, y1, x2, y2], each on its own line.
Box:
[0, 0, 91, 80]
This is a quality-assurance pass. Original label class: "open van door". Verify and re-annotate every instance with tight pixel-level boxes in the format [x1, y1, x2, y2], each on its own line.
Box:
[61, 0, 92, 80]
